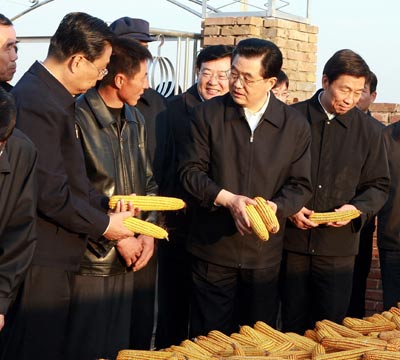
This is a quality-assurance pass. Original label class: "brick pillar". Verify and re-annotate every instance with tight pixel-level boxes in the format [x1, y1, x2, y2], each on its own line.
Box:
[202, 16, 319, 103]
[370, 103, 400, 125]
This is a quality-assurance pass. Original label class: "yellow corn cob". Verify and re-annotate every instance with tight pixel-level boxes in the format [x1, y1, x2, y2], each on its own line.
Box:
[315, 321, 343, 338]
[194, 336, 229, 353]
[378, 329, 400, 341]
[315, 327, 335, 342]
[109, 195, 186, 211]
[254, 196, 280, 233]
[116, 349, 173, 360]
[363, 350, 400, 360]
[388, 337, 400, 346]
[245, 205, 270, 241]
[180, 339, 213, 356]
[268, 340, 297, 352]
[308, 209, 361, 224]
[256, 339, 281, 352]
[343, 317, 396, 334]
[207, 329, 235, 347]
[304, 329, 319, 342]
[391, 314, 400, 330]
[123, 217, 168, 239]
[321, 336, 393, 351]
[389, 306, 400, 317]
[381, 311, 394, 321]
[254, 321, 295, 345]
[166, 345, 211, 360]
[239, 325, 268, 344]
[221, 357, 285, 360]
[285, 332, 318, 352]
[312, 347, 373, 360]
[230, 333, 260, 347]
[311, 343, 326, 358]
[268, 349, 311, 359]
[321, 320, 364, 338]
[232, 342, 246, 356]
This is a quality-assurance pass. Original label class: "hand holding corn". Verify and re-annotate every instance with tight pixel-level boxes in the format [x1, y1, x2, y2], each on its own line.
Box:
[309, 204, 361, 227]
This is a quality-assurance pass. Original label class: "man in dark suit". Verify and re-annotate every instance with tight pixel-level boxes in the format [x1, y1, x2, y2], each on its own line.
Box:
[179, 38, 312, 336]
[2, 13, 135, 360]
[0, 87, 37, 338]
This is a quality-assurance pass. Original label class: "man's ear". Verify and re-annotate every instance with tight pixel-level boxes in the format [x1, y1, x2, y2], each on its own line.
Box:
[114, 73, 125, 89]
[370, 91, 377, 104]
[70, 54, 83, 74]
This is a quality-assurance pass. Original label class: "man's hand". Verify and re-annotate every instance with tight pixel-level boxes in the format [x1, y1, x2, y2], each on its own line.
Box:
[0, 314, 4, 331]
[116, 236, 144, 267]
[289, 207, 319, 230]
[133, 235, 154, 272]
[326, 204, 358, 227]
[215, 189, 256, 236]
[103, 211, 136, 241]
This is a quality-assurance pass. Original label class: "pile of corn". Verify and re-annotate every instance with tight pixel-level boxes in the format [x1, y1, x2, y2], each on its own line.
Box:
[116, 306, 400, 359]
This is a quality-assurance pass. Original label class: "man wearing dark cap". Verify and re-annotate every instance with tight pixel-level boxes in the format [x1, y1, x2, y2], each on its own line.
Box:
[110, 16, 174, 350]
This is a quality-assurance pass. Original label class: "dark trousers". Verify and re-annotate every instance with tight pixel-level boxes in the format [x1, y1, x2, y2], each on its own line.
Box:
[65, 271, 135, 360]
[347, 218, 375, 317]
[130, 249, 158, 349]
[189, 256, 280, 338]
[379, 248, 400, 310]
[155, 235, 191, 349]
[281, 251, 355, 334]
[0, 265, 72, 360]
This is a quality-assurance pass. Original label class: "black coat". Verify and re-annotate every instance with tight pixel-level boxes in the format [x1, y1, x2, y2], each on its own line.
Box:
[75, 88, 158, 275]
[285, 89, 390, 256]
[0, 129, 37, 314]
[378, 121, 400, 250]
[179, 92, 312, 269]
[12, 61, 109, 271]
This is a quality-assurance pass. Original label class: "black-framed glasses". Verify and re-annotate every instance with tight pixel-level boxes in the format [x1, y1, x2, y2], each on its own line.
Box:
[228, 69, 266, 87]
[81, 56, 108, 78]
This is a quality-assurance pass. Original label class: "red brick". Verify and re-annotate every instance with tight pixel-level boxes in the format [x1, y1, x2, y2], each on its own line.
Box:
[367, 278, 381, 290]
[368, 268, 381, 280]
[366, 289, 383, 302]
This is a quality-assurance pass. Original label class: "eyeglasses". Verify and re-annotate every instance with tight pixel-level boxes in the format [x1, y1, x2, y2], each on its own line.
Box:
[199, 69, 229, 82]
[81, 56, 108, 78]
[228, 70, 266, 87]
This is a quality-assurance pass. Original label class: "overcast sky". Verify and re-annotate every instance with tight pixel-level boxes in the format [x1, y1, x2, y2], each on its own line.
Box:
[2, 0, 398, 103]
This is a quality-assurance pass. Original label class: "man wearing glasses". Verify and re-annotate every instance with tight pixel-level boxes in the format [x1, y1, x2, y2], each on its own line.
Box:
[178, 38, 312, 336]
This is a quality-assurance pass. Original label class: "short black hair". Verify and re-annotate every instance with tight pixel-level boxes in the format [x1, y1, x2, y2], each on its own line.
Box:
[0, 14, 13, 26]
[323, 49, 370, 84]
[233, 38, 282, 79]
[367, 71, 378, 94]
[0, 87, 16, 141]
[274, 70, 289, 88]
[47, 12, 114, 62]
[101, 37, 152, 86]
[196, 45, 234, 69]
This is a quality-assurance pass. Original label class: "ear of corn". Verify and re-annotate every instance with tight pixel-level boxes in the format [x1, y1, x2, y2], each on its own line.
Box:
[245, 205, 270, 241]
[321, 319, 364, 338]
[254, 196, 280, 233]
[363, 350, 400, 360]
[116, 349, 173, 360]
[313, 347, 373, 360]
[320, 336, 390, 351]
[308, 209, 361, 224]
[254, 321, 294, 345]
[343, 317, 396, 334]
[109, 195, 186, 211]
[285, 332, 318, 352]
[124, 217, 168, 239]
[311, 343, 326, 358]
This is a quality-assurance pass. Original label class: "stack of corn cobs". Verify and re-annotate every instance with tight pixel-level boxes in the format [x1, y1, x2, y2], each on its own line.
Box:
[116, 305, 400, 359]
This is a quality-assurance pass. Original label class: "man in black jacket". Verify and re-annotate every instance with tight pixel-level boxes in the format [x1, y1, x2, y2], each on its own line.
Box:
[0, 88, 37, 336]
[378, 122, 400, 310]
[179, 38, 312, 336]
[281, 50, 390, 334]
[3, 13, 135, 360]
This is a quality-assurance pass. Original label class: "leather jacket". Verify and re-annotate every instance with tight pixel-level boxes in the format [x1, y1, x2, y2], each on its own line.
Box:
[75, 88, 158, 276]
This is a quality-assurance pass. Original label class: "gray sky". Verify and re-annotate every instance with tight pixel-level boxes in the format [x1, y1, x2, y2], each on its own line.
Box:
[2, 0, 398, 103]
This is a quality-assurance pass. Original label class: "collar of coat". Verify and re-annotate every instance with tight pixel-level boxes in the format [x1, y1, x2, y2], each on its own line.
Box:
[80, 87, 142, 129]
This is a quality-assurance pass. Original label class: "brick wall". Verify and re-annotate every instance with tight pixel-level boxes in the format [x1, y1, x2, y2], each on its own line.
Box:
[202, 16, 318, 103]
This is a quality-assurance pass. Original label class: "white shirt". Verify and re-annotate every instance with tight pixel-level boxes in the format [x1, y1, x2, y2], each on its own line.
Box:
[243, 94, 270, 132]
